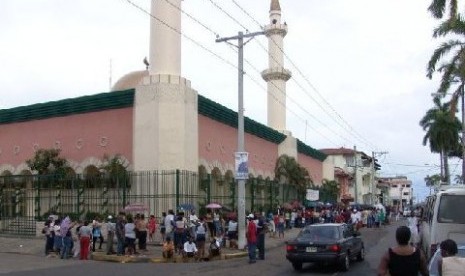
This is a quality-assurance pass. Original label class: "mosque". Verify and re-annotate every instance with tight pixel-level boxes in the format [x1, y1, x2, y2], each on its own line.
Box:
[0, 0, 332, 224]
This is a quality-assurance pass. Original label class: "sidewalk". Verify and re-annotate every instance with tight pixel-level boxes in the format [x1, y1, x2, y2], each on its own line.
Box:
[0, 227, 302, 264]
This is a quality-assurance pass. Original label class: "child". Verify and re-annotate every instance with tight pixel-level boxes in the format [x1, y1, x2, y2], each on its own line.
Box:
[162, 236, 174, 259]
[209, 238, 221, 258]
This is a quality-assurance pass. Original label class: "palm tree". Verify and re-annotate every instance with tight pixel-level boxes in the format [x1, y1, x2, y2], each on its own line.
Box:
[427, 16, 465, 180]
[420, 97, 461, 184]
[424, 174, 442, 194]
[428, 0, 458, 20]
[319, 179, 340, 203]
[99, 154, 128, 187]
[274, 154, 313, 200]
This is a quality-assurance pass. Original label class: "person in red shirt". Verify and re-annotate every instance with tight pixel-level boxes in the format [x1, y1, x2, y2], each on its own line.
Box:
[148, 215, 157, 243]
[246, 214, 257, 264]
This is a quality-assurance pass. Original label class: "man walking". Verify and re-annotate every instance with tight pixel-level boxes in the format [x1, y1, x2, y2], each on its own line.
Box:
[256, 212, 266, 260]
[246, 214, 257, 264]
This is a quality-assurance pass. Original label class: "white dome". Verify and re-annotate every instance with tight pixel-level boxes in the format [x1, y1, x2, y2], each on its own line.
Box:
[111, 70, 149, 91]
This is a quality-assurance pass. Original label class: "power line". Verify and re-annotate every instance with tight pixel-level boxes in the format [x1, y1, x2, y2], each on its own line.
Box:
[228, 0, 378, 150]
[128, 0, 345, 146]
[163, 0, 219, 37]
[206, 0, 249, 32]
[125, 0, 237, 70]
[204, 0, 362, 147]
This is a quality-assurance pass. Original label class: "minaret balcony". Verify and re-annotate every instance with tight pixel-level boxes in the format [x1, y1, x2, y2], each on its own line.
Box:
[264, 24, 288, 37]
[261, 67, 292, 81]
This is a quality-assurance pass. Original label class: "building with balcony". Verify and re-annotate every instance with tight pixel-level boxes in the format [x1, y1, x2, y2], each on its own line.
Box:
[377, 176, 413, 210]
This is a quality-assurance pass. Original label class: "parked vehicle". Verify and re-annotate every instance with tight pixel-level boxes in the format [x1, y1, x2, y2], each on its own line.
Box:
[285, 223, 364, 271]
[428, 243, 465, 276]
[420, 186, 465, 260]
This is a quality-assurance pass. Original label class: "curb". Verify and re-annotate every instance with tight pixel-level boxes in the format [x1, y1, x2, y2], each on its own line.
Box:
[91, 235, 292, 264]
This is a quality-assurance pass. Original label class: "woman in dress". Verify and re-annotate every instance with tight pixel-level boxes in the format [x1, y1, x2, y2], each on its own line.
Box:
[378, 226, 428, 276]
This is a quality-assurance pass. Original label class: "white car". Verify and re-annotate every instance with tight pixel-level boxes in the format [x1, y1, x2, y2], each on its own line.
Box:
[428, 244, 465, 276]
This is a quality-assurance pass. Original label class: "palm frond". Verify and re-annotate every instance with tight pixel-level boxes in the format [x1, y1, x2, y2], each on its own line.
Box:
[427, 40, 462, 78]
[428, 0, 447, 19]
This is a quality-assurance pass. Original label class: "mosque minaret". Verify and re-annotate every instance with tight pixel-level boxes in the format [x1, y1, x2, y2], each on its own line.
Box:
[261, 0, 292, 133]
[150, 0, 181, 76]
[133, 0, 198, 172]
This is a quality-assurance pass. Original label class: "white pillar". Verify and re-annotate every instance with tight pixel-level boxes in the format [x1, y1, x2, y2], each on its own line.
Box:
[262, 0, 291, 132]
[134, 0, 198, 172]
[150, 0, 181, 76]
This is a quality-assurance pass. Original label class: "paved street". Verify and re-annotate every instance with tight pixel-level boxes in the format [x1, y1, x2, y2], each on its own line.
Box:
[0, 219, 404, 275]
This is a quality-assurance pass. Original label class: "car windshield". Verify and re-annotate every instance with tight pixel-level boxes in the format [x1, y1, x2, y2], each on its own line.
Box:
[297, 226, 340, 241]
[437, 195, 465, 224]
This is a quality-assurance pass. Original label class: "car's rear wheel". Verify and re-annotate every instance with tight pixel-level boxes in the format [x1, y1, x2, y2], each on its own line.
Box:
[292, 262, 303, 271]
[340, 254, 350, 271]
[357, 247, 365, 261]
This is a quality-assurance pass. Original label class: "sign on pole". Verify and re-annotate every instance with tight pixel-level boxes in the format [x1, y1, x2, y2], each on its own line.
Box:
[306, 189, 319, 201]
[235, 152, 249, 180]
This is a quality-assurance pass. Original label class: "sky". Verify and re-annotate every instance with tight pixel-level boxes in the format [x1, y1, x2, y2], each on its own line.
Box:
[0, 0, 458, 202]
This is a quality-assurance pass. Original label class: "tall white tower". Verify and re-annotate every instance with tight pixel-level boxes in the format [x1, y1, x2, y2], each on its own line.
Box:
[261, 0, 292, 132]
[133, 0, 198, 172]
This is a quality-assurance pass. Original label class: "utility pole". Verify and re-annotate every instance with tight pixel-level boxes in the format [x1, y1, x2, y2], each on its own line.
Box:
[216, 30, 264, 250]
[353, 146, 358, 204]
[371, 151, 388, 204]
[458, 82, 465, 184]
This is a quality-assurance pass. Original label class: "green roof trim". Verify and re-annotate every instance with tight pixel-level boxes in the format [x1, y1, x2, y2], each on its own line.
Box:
[198, 94, 287, 144]
[297, 139, 327, 161]
[0, 89, 288, 145]
[0, 89, 135, 124]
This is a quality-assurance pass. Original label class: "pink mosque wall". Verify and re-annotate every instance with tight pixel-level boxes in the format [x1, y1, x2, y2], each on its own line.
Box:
[0, 108, 133, 171]
[298, 153, 323, 185]
[0, 107, 323, 178]
[198, 115, 278, 176]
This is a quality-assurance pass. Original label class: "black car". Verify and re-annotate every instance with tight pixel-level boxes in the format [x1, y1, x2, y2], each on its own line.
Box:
[285, 223, 365, 271]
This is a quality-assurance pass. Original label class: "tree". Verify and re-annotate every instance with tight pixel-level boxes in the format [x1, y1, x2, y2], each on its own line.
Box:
[428, 0, 458, 20]
[26, 148, 69, 175]
[425, 174, 442, 194]
[420, 97, 461, 183]
[274, 154, 313, 197]
[427, 15, 465, 180]
[319, 179, 340, 203]
[99, 154, 128, 187]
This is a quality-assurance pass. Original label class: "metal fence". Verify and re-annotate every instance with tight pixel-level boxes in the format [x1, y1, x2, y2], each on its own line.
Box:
[0, 170, 300, 236]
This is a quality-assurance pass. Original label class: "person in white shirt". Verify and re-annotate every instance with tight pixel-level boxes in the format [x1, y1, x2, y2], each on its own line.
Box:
[189, 211, 199, 239]
[439, 239, 465, 276]
[183, 236, 198, 259]
[227, 218, 238, 249]
[164, 209, 175, 240]
[351, 209, 362, 227]
[407, 212, 419, 246]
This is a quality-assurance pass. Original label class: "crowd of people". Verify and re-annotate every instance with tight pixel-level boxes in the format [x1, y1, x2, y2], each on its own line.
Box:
[43, 204, 420, 266]
[41, 208, 244, 262]
[275, 205, 390, 232]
